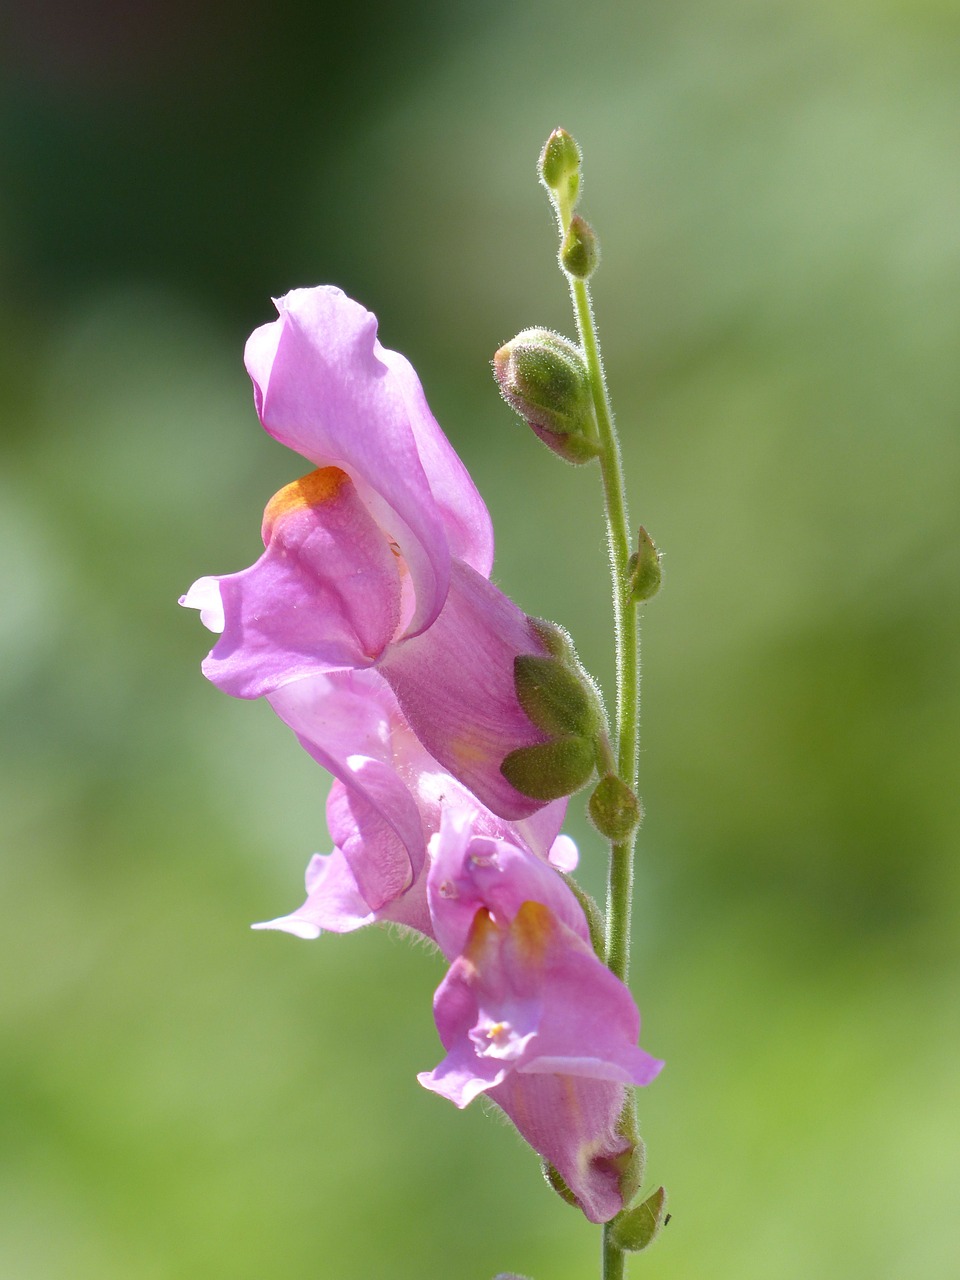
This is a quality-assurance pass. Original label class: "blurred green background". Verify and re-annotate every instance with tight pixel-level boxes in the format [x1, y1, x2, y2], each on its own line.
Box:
[2, 1, 958, 1276]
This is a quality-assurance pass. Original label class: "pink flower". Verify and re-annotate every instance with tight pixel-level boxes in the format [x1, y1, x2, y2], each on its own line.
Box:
[181, 286, 558, 819]
[251, 670, 574, 941]
[419, 813, 662, 1223]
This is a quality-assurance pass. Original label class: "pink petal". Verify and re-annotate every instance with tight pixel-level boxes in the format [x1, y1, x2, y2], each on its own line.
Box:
[489, 1074, 634, 1224]
[427, 807, 590, 960]
[268, 673, 427, 908]
[419, 903, 662, 1222]
[195, 471, 402, 699]
[379, 561, 550, 820]
[252, 847, 431, 938]
[244, 287, 493, 637]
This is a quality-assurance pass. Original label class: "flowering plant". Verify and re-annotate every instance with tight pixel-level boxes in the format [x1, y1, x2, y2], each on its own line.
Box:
[183, 131, 667, 1275]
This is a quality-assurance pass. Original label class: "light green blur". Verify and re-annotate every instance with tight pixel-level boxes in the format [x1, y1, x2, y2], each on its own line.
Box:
[1, 2, 958, 1277]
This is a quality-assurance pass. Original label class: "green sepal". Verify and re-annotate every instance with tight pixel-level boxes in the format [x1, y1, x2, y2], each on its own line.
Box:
[610, 1186, 668, 1253]
[560, 215, 600, 280]
[561, 874, 606, 959]
[541, 1159, 580, 1210]
[500, 735, 596, 801]
[616, 1134, 645, 1208]
[514, 654, 601, 738]
[588, 774, 642, 842]
[627, 527, 662, 603]
[531, 426, 601, 465]
[528, 618, 577, 662]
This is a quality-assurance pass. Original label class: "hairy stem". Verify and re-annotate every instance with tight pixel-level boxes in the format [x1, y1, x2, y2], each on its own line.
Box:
[602, 1221, 626, 1280]
[566, 268, 641, 1280]
[567, 273, 639, 982]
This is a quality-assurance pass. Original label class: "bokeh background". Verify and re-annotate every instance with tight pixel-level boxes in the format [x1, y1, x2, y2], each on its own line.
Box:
[2, 2, 958, 1276]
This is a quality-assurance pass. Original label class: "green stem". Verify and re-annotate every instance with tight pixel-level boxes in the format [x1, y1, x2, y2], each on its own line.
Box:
[566, 264, 641, 1280]
[603, 1221, 626, 1280]
[567, 273, 639, 982]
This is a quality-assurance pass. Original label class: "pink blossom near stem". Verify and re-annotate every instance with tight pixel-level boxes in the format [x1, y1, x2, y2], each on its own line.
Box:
[418, 836, 662, 1223]
[251, 669, 574, 940]
[181, 286, 560, 819]
[426, 805, 586, 961]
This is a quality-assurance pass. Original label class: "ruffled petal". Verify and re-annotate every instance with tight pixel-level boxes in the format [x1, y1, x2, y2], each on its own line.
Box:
[268, 672, 427, 907]
[252, 846, 431, 938]
[190, 470, 402, 699]
[244, 287, 493, 635]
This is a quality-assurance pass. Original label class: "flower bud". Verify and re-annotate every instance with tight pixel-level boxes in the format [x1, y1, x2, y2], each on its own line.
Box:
[560, 215, 600, 280]
[589, 774, 642, 842]
[493, 329, 599, 464]
[538, 128, 581, 208]
[500, 735, 596, 802]
[627, 526, 662, 603]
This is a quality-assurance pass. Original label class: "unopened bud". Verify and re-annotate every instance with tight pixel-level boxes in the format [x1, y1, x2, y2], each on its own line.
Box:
[589, 774, 642, 842]
[539, 128, 581, 209]
[627, 527, 662, 603]
[493, 329, 599, 464]
[560, 215, 599, 279]
[500, 735, 596, 802]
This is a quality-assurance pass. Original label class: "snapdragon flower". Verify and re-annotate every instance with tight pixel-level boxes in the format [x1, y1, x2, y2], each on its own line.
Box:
[181, 287, 565, 819]
[419, 809, 663, 1223]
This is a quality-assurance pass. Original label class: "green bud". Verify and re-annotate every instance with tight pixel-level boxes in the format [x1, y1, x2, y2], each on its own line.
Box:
[627, 526, 662, 603]
[500, 735, 596, 802]
[538, 128, 581, 205]
[514, 654, 601, 738]
[493, 329, 599, 464]
[588, 774, 642, 842]
[560, 215, 599, 280]
[610, 1186, 668, 1253]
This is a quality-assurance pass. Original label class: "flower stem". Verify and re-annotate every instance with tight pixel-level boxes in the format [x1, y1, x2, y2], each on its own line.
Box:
[566, 273, 639, 982]
[603, 1221, 627, 1280]
[566, 267, 640, 1280]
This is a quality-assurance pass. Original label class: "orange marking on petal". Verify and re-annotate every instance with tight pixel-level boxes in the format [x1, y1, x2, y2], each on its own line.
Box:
[511, 900, 554, 966]
[462, 908, 499, 973]
[261, 467, 350, 540]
